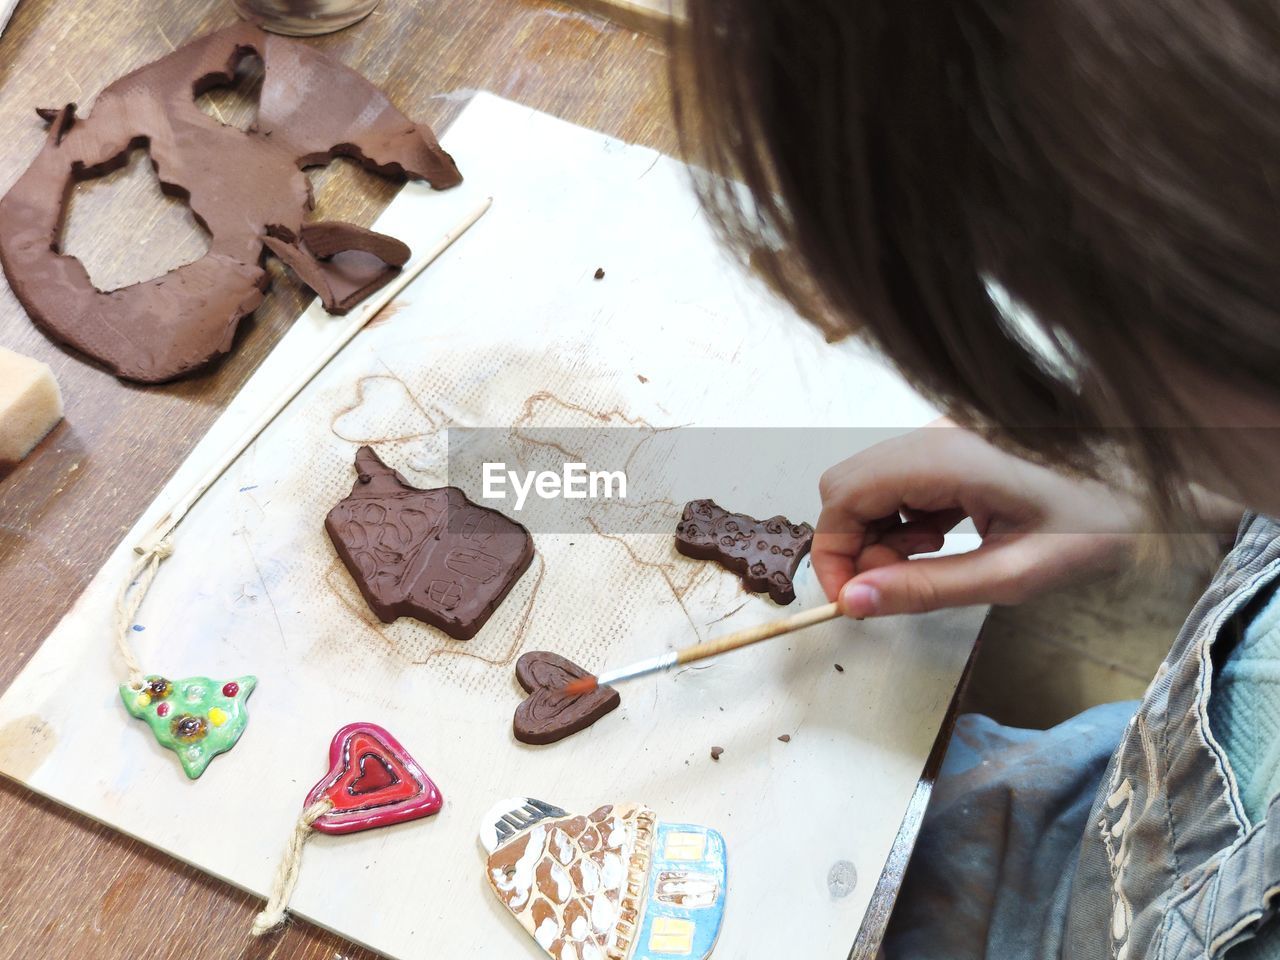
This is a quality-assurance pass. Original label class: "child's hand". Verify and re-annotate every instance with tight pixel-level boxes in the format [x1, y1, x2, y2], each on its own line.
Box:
[814, 420, 1148, 617]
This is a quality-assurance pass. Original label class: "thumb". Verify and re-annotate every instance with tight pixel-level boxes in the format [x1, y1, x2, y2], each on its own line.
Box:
[839, 543, 1026, 617]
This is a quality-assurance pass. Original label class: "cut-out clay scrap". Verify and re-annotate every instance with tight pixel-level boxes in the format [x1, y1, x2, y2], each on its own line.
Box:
[513, 651, 621, 745]
[0, 24, 461, 383]
[120, 674, 256, 779]
[326, 446, 535, 640]
[480, 797, 728, 960]
[303, 722, 443, 835]
[261, 221, 411, 314]
[674, 499, 814, 605]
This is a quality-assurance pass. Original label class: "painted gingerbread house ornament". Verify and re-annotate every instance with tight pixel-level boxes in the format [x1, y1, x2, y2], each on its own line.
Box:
[480, 796, 728, 960]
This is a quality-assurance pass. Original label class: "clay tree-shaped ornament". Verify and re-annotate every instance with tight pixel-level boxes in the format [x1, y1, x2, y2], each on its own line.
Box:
[250, 722, 443, 936]
[121, 675, 256, 779]
[480, 797, 728, 960]
[0, 24, 462, 383]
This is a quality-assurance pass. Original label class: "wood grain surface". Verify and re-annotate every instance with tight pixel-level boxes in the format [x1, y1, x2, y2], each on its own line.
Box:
[0, 2, 675, 957]
[559, 0, 684, 34]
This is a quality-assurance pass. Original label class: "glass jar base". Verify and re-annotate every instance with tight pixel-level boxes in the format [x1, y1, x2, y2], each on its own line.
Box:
[232, 0, 378, 37]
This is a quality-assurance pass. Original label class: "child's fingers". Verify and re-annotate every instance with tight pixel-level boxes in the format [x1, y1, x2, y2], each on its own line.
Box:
[814, 508, 960, 601]
[898, 507, 968, 534]
[811, 528, 862, 602]
[838, 541, 1031, 617]
[871, 513, 960, 559]
[812, 504, 916, 600]
[817, 527, 953, 605]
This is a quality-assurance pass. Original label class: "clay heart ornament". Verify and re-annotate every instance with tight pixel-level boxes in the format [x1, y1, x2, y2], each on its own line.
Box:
[351, 753, 398, 794]
[513, 651, 621, 745]
[303, 722, 442, 835]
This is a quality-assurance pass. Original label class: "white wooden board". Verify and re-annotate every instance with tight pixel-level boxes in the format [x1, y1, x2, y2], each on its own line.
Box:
[0, 94, 984, 959]
[0, 0, 19, 38]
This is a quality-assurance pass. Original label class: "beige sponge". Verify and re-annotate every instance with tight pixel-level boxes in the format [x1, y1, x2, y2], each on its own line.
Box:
[0, 346, 64, 464]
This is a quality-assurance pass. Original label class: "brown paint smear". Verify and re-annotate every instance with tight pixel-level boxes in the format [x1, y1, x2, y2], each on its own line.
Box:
[325, 553, 547, 671]
[329, 372, 441, 444]
[0, 714, 56, 782]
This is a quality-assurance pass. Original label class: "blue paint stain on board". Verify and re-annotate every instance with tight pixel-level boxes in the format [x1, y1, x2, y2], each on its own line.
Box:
[131, 624, 145, 632]
[239, 485, 259, 493]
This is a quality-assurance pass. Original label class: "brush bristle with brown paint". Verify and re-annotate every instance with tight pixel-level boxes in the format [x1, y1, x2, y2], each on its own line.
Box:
[559, 675, 599, 697]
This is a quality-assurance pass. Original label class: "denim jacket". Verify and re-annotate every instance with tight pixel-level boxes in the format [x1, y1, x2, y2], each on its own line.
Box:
[1062, 513, 1280, 958]
[884, 514, 1280, 959]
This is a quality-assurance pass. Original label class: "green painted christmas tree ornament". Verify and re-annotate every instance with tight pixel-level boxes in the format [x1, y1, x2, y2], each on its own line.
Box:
[120, 674, 257, 779]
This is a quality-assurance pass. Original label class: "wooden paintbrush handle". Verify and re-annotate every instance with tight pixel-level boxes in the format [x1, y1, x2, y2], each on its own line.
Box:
[675, 601, 841, 665]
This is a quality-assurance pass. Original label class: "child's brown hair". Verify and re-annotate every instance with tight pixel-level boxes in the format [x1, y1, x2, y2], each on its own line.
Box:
[675, 1, 1280, 503]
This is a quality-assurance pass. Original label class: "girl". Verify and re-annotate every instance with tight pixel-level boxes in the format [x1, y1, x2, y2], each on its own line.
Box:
[676, 2, 1280, 957]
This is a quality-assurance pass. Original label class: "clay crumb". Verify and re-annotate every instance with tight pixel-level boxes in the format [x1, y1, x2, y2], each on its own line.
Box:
[637, 374, 648, 383]
[593, 267, 605, 280]
[834, 663, 845, 673]
[710, 746, 724, 761]
[777, 734, 791, 743]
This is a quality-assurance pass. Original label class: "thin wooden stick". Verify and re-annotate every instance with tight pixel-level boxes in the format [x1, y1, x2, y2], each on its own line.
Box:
[135, 197, 492, 555]
[675, 600, 840, 666]
[565, 601, 842, 695]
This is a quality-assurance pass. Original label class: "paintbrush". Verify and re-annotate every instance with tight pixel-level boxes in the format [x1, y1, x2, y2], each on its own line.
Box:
[560, 600, 843, 696]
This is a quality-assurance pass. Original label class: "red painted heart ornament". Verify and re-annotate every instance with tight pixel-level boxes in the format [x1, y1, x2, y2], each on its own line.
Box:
[304, 722, 443, 835]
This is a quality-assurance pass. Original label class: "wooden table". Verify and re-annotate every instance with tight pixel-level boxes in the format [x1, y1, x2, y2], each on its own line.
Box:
[0, 2, 957, 956]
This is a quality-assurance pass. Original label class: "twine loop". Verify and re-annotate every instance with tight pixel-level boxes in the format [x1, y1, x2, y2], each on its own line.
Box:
[114, 538, 175, 688]
[250, 798, 335, 937]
